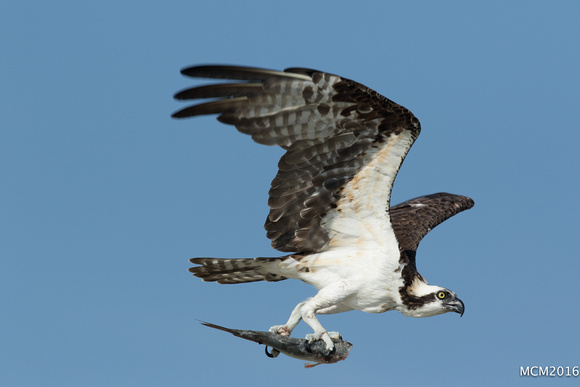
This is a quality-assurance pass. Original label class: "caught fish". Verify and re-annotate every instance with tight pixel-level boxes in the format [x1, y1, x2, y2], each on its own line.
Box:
[201, 322, 353, 368]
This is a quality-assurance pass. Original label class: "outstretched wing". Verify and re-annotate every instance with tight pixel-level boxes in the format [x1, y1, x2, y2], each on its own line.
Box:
[173, 65, 420, 254]
[391, 192, 475, 255]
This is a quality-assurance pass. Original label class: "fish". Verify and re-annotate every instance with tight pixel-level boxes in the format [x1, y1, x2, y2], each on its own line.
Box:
[201, 322, 353, 368]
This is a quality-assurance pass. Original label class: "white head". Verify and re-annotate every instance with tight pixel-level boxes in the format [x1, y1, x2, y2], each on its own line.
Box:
[398, 278, 464, 318]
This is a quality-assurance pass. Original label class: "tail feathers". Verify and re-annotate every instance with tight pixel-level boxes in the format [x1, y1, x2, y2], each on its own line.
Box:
[189, 257, 288, 284]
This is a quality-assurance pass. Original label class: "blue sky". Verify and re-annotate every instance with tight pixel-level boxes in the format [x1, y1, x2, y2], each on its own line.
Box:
[2, 1, 579, 385]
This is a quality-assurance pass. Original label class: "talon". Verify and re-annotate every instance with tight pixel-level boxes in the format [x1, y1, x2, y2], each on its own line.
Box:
[305, 333, 320, 344]
[321, 332, 335, 351]
[269, 325, 291, 336]
[327, 331, 342, 341]
[305, 331, 335, 351]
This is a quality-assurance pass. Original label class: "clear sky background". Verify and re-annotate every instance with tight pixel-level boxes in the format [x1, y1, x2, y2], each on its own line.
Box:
[2, 1, 579, 386]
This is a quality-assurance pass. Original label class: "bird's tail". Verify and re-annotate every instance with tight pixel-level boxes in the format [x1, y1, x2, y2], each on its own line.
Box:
[189, 257, 289, 284]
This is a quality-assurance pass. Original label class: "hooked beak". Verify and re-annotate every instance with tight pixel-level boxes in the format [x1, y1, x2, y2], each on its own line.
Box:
[445, 298, 465, 317]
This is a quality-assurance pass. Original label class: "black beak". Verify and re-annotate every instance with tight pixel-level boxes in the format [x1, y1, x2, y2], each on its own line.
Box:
[446, 298, 465, 317]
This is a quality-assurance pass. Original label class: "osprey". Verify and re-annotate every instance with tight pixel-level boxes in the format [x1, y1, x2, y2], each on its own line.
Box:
[173, 65, 473, 351]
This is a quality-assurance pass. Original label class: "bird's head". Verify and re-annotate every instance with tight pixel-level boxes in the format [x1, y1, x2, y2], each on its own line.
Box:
[399, 280, 464, 318]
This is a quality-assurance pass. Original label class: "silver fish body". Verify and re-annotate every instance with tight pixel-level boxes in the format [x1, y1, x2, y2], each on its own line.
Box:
[201, 322, 352, 368]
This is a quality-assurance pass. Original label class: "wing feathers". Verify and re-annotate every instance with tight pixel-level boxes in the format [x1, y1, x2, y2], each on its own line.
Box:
[173, 65, 421, 253]
[172, 97, 248, 118]
[391, 192, 475, 254]
[280, 133, 357, 166]
[180, 65, 311, 81]
[174, 83, 263, 100]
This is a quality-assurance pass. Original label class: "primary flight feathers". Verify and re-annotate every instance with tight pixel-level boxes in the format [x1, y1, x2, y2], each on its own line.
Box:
[173, 65, 425, 253]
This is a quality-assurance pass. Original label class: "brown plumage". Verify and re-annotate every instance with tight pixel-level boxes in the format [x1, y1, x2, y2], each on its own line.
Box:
[173, 65, 420, 253]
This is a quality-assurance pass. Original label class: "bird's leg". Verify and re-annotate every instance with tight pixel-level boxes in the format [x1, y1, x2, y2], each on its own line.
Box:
[269, 301, 305, 336]
[301, 302, 336, 351]
[270, 300, 336, 350]
[317, 304, 354, 315]
[302, 281, 353, 350]
[270, 281, 350, 350]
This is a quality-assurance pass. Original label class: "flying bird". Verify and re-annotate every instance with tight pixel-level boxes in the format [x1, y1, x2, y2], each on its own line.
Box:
[173, 65, 474, 351]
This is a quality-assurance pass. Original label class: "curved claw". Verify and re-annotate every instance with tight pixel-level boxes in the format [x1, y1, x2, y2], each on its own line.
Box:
[269, 325, 291, 336]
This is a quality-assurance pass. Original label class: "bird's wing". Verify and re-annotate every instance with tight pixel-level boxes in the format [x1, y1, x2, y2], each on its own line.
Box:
[390, 192, 474, 256]
[173, 65, 420, 254]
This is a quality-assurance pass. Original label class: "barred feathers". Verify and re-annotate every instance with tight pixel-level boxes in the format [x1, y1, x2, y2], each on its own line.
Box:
[189, 257, 288, 284]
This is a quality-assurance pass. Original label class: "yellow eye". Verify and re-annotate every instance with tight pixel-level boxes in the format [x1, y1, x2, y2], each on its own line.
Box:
[437, 291, 447, 299]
